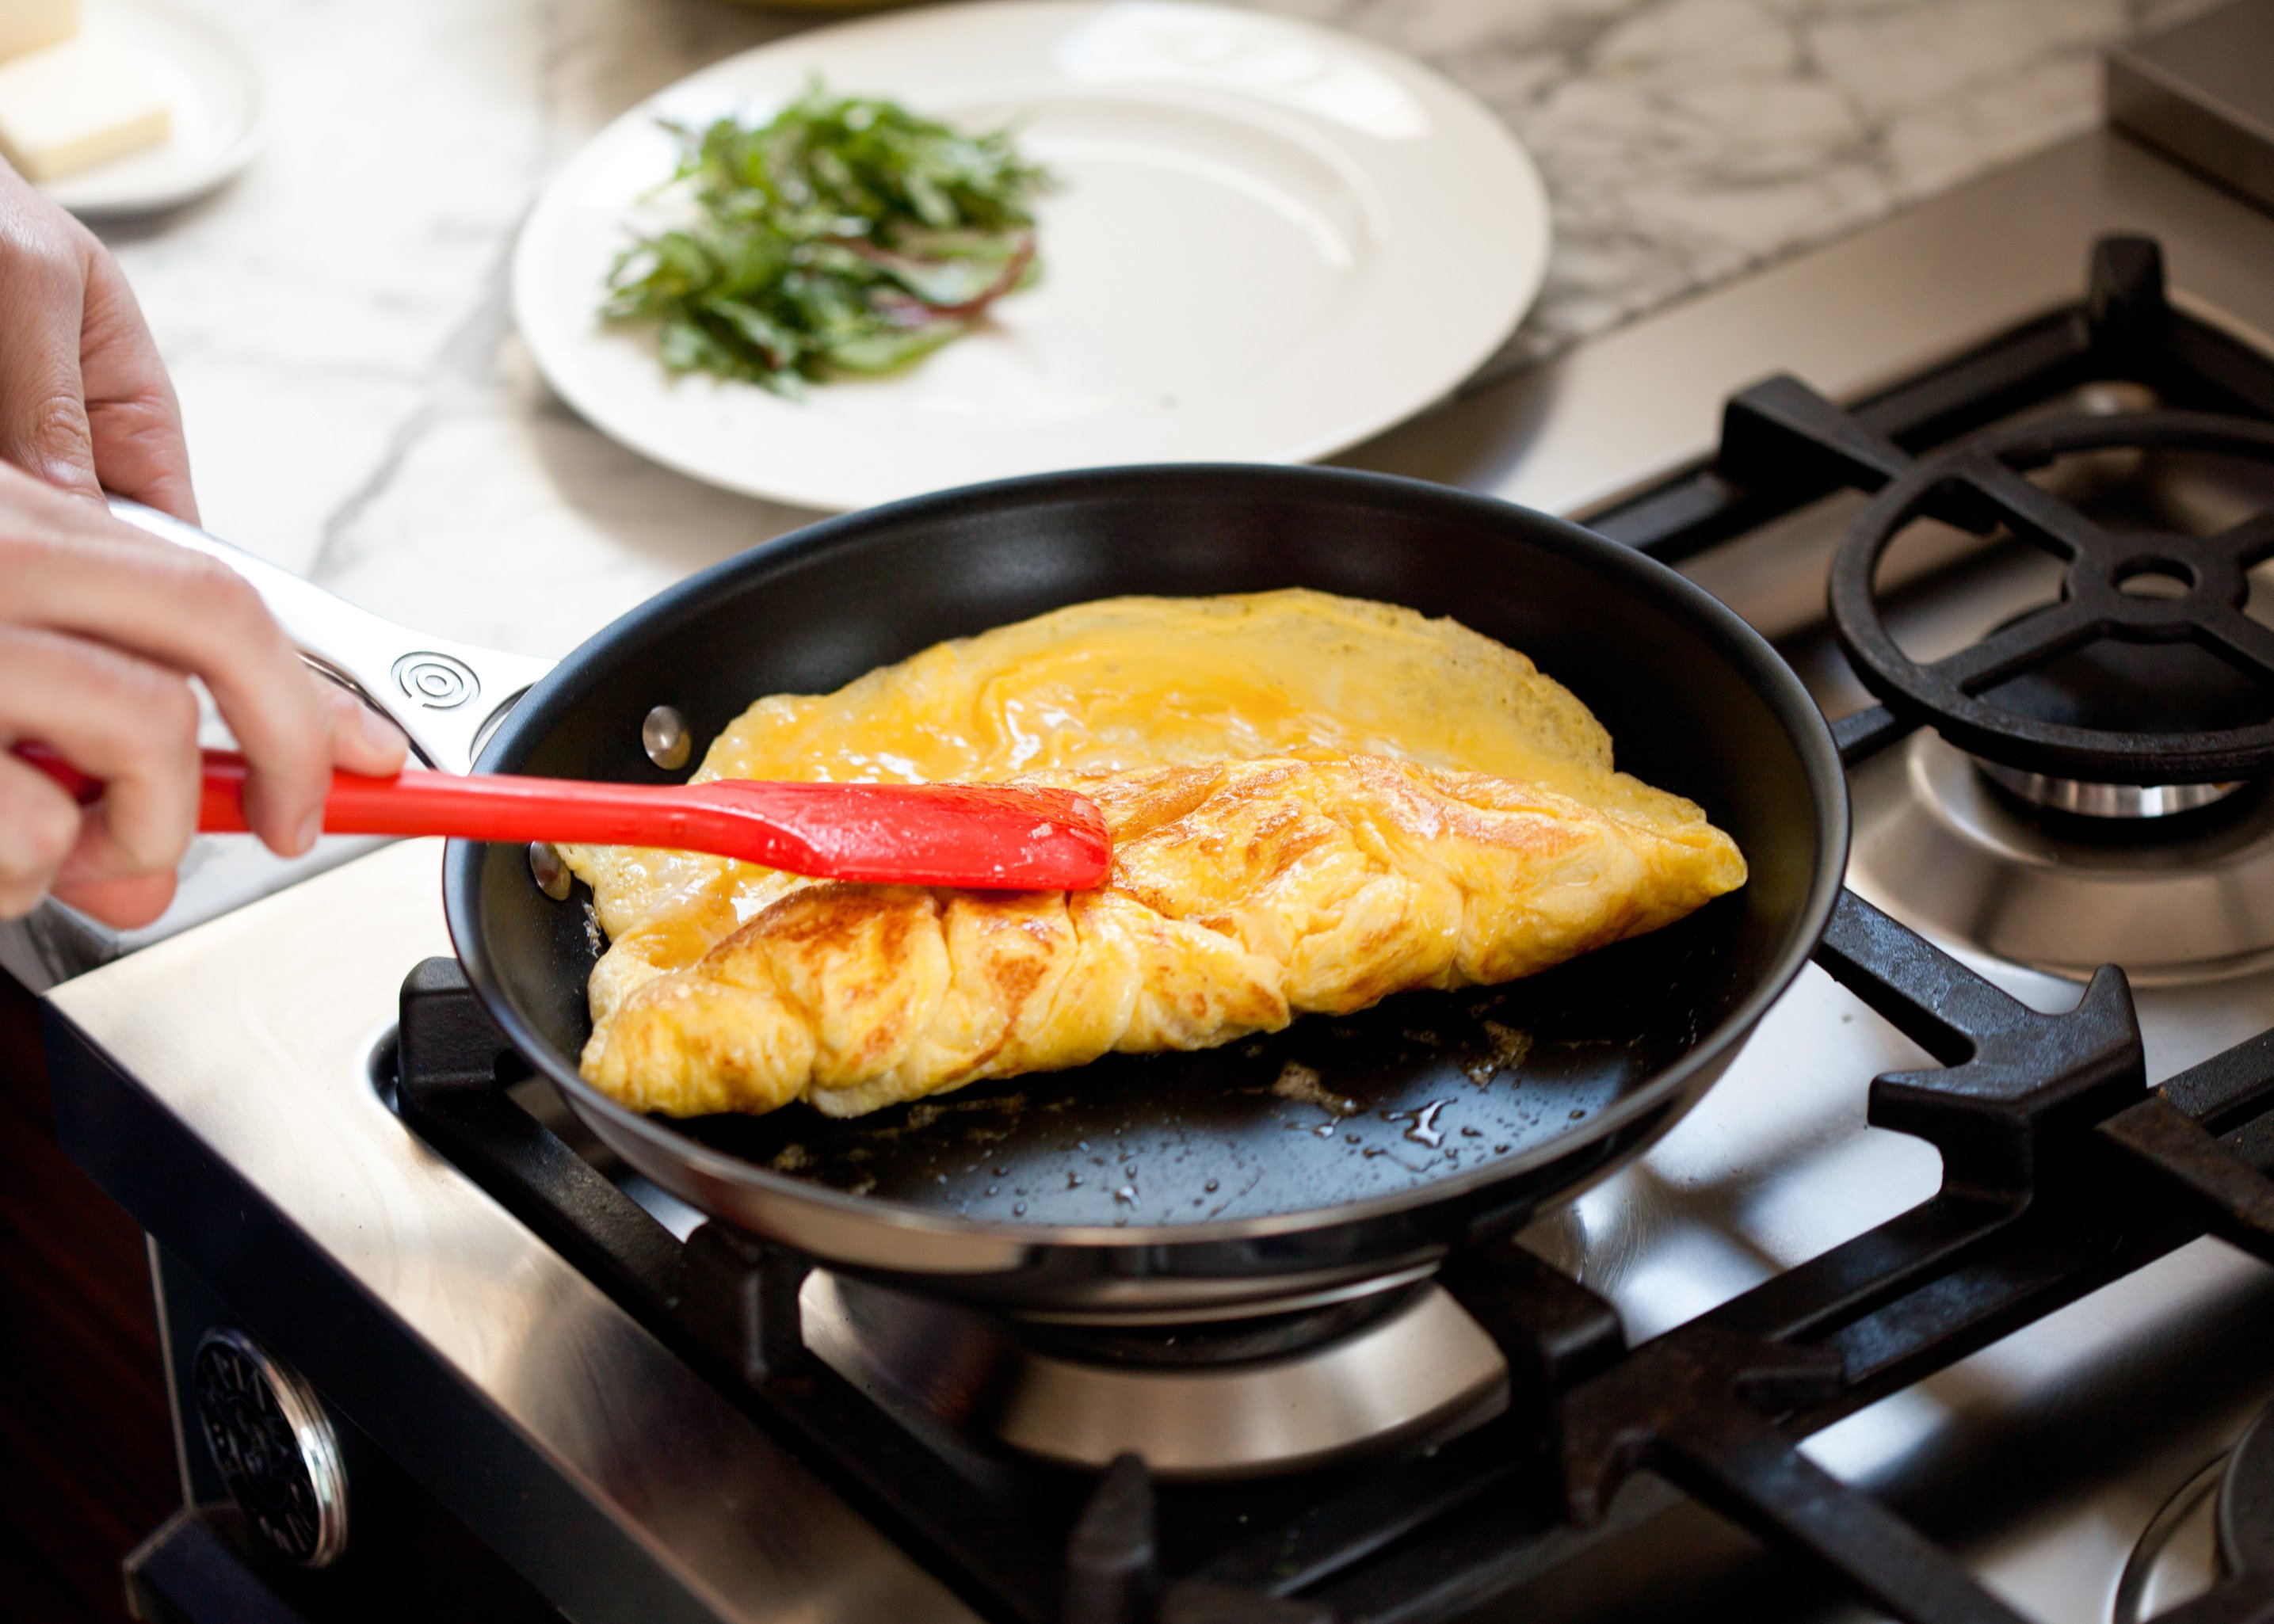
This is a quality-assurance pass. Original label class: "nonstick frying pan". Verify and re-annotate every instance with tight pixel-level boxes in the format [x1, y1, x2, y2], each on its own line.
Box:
[114, 466, 1846, 1322]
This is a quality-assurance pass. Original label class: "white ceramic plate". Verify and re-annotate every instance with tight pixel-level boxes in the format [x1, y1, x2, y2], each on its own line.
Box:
[513, 0, 1549, 512]
[43, 0, 265, 217]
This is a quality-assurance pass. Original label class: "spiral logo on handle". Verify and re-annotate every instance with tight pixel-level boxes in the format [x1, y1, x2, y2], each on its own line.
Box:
[392, 652, 479, 711]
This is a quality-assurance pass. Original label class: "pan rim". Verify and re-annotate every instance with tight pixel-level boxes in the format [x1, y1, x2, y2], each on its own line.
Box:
[443, 463, 1849, 1253]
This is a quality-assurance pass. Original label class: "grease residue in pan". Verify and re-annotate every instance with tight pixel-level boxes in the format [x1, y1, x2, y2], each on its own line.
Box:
[670, 904, 1726, 1227]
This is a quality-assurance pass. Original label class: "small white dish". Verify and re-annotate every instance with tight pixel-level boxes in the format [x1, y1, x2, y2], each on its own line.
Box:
[42, 0, 265, 218]
[513, 0, 1551, 513]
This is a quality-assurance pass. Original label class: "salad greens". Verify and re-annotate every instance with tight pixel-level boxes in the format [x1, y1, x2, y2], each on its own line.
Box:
[603, 84, 1053, 393]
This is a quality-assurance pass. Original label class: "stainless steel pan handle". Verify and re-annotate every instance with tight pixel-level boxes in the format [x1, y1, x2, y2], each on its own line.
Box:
[105, 497, 557, 776]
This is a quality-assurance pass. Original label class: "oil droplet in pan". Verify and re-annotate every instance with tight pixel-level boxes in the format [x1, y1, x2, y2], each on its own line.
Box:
[1404, 1100, 1448, 1148]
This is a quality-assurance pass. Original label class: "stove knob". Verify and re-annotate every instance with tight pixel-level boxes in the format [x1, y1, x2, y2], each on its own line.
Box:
[191, 1328, 349, 1567]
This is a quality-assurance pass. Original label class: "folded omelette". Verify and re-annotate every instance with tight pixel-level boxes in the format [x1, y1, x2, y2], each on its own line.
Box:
[563, 590, 1746, 1119]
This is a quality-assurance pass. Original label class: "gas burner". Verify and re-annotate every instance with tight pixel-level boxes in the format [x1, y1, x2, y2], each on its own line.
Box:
[1963, 629, 2265, 818]
[2113, 1454, 2225, 1624]
[2219, 1401, 2274, 1585]
[1848, 730, 2274, 984]
[2112, 1401, 2274, 1624]
[1973, 764, 2241, 819]
[1670, 237, 2274, 825]
[804, 1275, 1506, 1477]
[1829, 408, 2274, 816]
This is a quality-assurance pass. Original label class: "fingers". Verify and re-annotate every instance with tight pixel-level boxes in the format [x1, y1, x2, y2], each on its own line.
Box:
[0, 662, 410, 930]
[0, 166, 193, 518]
[0, 482, 334, 855]
[80, 245, 195, 522]
[0, 626, 201, 874]
[0, 197, 97, 501]
[0, 625, 201, 921]
[51, 871, 177, 930]
[0, 753, 82, 919]
[319, 680, 409, 778]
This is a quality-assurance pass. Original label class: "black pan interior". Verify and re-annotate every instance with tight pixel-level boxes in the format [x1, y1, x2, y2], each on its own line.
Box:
[452, 466, 1837, 1230]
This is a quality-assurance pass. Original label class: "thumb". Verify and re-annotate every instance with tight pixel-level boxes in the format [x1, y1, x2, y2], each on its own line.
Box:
[318, 680, 410, 777]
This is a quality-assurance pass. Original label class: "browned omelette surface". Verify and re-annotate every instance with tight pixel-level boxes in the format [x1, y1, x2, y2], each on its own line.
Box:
[562, 591, 1746, 1119]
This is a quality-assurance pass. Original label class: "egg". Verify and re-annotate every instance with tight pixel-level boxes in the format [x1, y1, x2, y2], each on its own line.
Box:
[562, 590, 1746, 1118]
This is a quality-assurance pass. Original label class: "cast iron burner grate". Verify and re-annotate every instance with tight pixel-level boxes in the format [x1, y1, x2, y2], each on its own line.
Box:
[1593, 238, 2274, 568]
[1610, 236, 2274, 806]
[1825, 406, 2274, 785]
[388, 902, 2274, 1624]
[390, 236, 2274, 1624]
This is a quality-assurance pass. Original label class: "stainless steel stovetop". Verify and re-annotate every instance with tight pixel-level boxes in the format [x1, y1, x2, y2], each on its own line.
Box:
[40, 13, 2274, 1620]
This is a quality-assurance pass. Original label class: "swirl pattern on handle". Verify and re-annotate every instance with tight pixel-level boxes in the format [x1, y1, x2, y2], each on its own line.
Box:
[392, 652, 479, 711]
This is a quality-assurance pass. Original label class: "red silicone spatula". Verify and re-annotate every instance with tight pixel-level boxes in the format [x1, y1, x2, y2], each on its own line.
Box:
[18, 745, 1112, 890]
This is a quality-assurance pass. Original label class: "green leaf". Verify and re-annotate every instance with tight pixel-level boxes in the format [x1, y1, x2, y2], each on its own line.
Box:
[829, 322, 966, 374]
[600, 81, 1053, 390]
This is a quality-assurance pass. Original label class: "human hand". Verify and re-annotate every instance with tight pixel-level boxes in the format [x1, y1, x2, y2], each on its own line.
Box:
[0, 466, 407, 927]
[0, 157, 194, 520]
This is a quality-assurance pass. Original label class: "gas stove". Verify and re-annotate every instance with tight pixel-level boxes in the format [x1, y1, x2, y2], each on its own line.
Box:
[41, 10, 2274, 1624]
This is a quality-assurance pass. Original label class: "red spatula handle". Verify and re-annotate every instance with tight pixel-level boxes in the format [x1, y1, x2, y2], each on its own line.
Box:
[13, 745, 1112, 890]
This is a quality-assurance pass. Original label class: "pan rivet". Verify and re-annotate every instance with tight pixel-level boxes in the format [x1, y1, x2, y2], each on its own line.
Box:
[642, 705, 693, 771]
[528, 841, 573, 902]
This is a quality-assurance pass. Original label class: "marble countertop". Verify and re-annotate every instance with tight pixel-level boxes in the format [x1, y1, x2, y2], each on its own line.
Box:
[112, 0, 2216, 663]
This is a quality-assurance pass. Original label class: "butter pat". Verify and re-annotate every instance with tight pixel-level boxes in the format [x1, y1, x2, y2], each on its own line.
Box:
[0, 0, 76, 64]
[0, 37, 169, 180]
